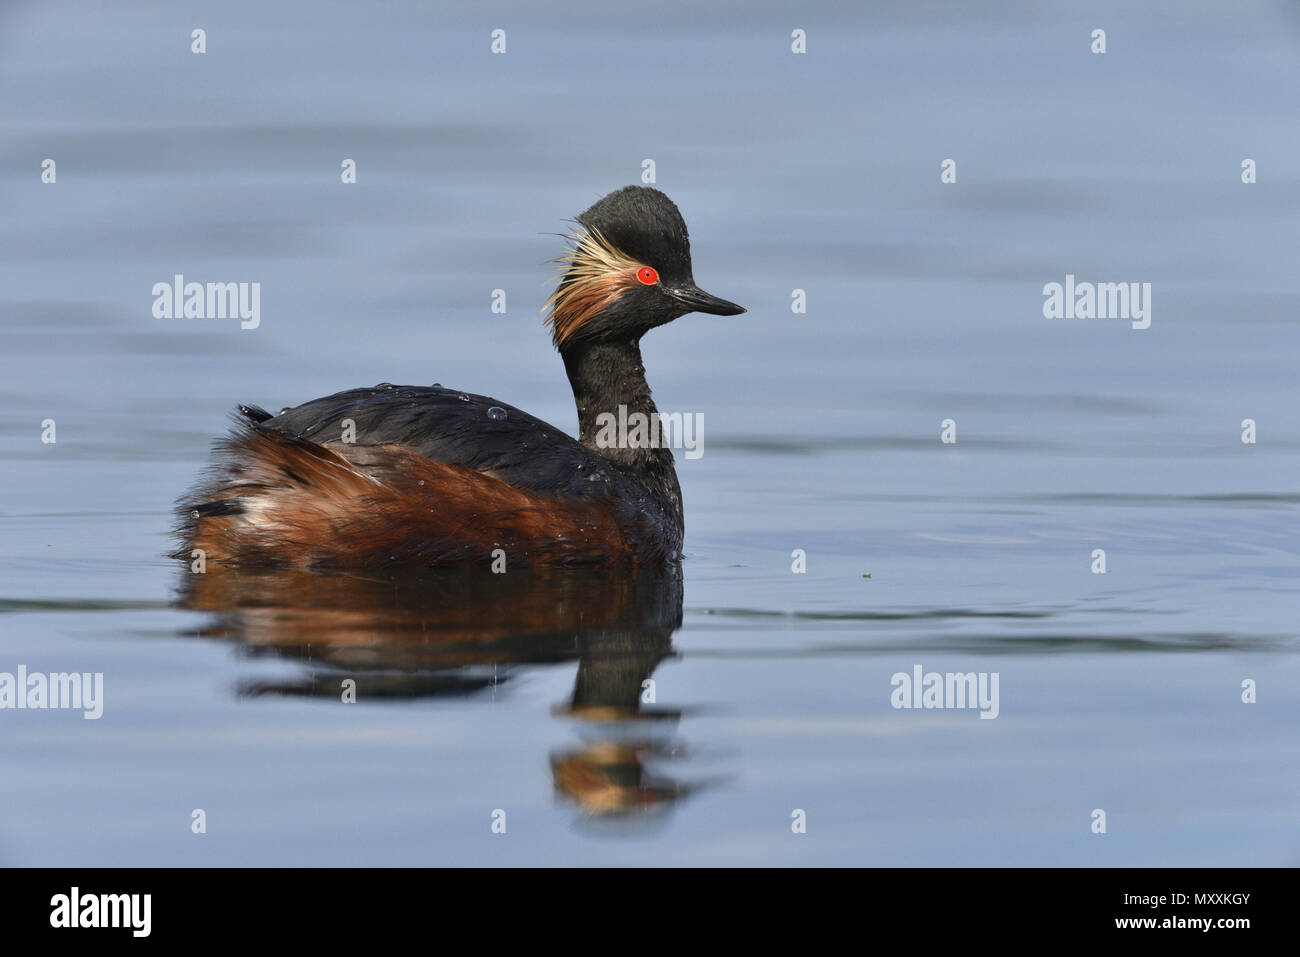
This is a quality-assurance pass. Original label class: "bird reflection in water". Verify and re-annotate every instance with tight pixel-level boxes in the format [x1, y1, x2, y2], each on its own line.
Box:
[178, 563, 710, 819]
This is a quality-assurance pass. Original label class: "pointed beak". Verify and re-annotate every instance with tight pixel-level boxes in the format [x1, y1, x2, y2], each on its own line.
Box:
[667, 283, 746, 316]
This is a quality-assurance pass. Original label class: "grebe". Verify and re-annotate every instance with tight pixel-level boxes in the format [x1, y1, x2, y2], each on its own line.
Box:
[176, 186, 744, 567]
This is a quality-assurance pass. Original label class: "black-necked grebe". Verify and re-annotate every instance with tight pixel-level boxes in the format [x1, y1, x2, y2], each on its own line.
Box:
[176, 186, 744, 567]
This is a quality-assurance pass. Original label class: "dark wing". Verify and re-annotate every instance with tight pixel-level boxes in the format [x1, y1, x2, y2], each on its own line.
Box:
[259, 384, 622, 501]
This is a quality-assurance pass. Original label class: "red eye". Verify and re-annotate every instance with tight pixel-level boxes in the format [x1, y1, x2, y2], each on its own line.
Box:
[636, 266, 659, 285]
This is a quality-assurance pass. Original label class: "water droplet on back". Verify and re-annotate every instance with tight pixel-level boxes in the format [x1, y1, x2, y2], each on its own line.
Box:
[487, 406, 506, 421]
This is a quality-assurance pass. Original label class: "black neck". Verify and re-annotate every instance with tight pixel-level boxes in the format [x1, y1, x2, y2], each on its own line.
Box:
[562, 339, 683, 530]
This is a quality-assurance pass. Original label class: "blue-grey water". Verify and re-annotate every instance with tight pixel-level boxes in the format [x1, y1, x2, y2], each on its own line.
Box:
[2, 0, 1298, 866]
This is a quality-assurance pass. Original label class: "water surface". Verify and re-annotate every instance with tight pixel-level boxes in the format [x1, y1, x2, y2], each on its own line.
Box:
[1, 0, 1298, 866]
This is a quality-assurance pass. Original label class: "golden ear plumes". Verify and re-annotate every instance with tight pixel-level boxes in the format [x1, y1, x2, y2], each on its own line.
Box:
[544, 226, 641, 347]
